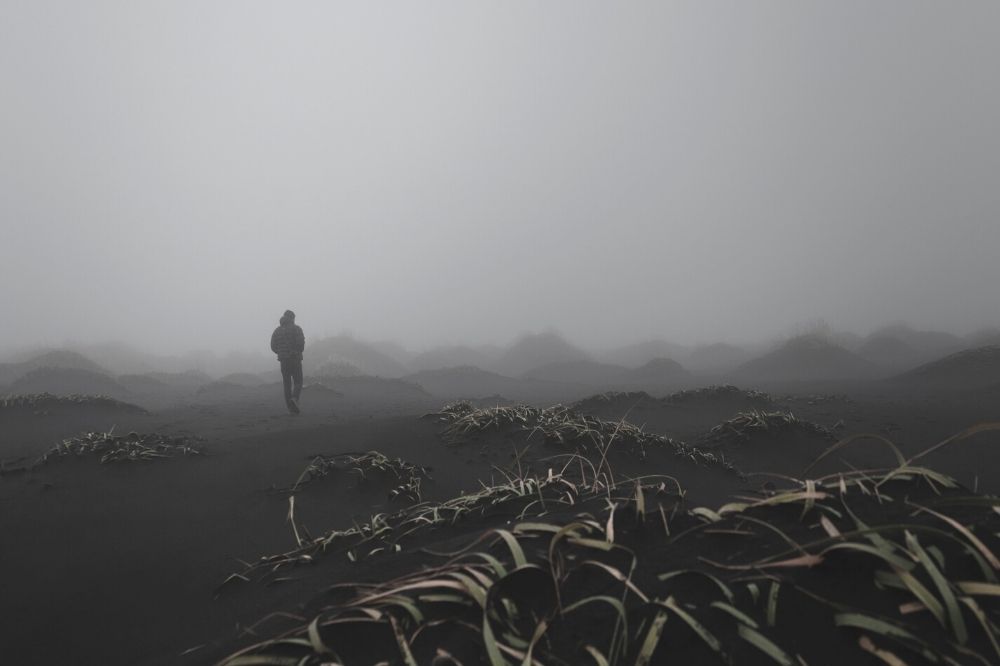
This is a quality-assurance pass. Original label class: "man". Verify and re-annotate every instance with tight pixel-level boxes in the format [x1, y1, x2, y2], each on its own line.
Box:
[270, 310, 305, 414]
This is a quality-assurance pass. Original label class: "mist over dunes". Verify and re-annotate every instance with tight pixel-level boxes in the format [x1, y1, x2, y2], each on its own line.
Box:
[3, 3, 999, 663]
[5, 321, 1000, 406]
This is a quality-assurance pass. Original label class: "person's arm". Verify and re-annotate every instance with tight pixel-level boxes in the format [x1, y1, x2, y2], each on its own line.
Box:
[294, 326, 305, 353]
[270, 328, 280, 354]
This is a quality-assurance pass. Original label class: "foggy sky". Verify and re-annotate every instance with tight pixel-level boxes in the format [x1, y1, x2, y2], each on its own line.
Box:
[2, 2, 999, 355]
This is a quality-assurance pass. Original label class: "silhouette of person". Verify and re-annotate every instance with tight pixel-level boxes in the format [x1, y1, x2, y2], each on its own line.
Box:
[270, 310, 305, 414]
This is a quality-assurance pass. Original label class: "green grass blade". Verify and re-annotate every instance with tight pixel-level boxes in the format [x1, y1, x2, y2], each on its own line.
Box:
[663, 597, 722, 653]
[737, 624, 794, 666]
[634, 608, 668, 666]
[710, 600, 759, 628]
[906, 531, 967, 645]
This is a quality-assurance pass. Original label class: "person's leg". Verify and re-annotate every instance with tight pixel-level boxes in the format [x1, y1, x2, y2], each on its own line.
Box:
[291, 360, 303, 401]
[280, 360, 294, 409]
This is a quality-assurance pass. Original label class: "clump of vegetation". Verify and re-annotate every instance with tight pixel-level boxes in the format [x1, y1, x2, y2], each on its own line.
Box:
[222, 446, 687, 590]
[33, 431, 203, 466]
[286, 451, 431, 503]
[0, 392, 147, 414]
[697, 409, 834, 448]
[571, 391, 655, 413]
[662, 385, 773, 406]
[217, 426, 1000, 666]
[433, 402, 733, 472]
[779, 393, 856, 406]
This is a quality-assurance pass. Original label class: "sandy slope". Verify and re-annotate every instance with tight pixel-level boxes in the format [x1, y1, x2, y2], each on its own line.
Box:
[1, 381, 998, 665]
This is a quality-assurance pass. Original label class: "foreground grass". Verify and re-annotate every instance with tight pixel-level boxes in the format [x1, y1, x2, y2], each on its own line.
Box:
[216, 422, 1000, 665]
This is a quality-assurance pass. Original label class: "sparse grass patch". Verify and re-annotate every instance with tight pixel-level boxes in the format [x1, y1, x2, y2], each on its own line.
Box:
[31, 430, 203, 466]
[217, 427, 1000, 666]
[285, 451, 431, 503]
[432, 402, 735, 473]
[697, 409, 834, 449]
[0, 392, 147, 414]
[663, 385, 773, 406]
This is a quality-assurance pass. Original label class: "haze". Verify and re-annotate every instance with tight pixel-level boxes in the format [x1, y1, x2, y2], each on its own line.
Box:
[2, 1, 998, 356]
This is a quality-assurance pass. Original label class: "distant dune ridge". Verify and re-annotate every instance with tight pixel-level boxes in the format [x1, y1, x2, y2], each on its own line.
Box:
[1, 323, 998, 406]
[10, 367, 127, 398]
[863, 324, 964, 361]
[492, 331, 591, 377]
[684, 342, 751, 374]
[854, 334, 920, 369]
[733, 334, 878, 383]
[408, 345, 502, 372]
[305, 335, 411, 378]
[596, 339, 689, 368]
[0, 349, 109, 386]
[894, 345, 1000, 389]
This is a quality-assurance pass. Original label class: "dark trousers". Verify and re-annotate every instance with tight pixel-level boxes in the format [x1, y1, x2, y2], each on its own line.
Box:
[280, 359, 303, 407]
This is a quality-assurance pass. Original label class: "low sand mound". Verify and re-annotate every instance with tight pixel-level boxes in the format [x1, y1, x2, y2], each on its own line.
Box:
[692, 410, 896, 476]
[0, 349, 109, 385]
[894, 345, 1000, 389]
[317, 375, 431, 401]
[431, 402, 736, 480]
[663, 384, 773, 407]
[279, 450, 432, 504]
[569, 386, 776, 442]
[0, 393, 153, 461]
[0, 393, 147, 416]
[698, 410, 833, 448]
[9, 431, 204, 472]
[571, 390, 659, 415]
[10, 367, 128, 398]
[215, 464, 1000, 666]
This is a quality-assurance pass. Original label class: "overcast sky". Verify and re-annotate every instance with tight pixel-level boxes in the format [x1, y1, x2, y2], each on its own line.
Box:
[2, 1, 998, 354]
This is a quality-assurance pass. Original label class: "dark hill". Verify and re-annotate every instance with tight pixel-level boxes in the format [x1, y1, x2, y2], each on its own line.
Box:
[493, 332, 589, 377]
[10, 367, 127, 398]
[306, 335, 410, 378]
[598, 339, 688, 368]
[868, 324, 963, 359]
[893, 345, 1000, 389]
[626, 357, 691, 382]
[855, 335, 921, 369]
[685, 342, 750, 374]
[0, 349, 108, 385]
[409, 345, 501, 372]
[522, 359, 626, 385]
[735, 335, 877, 383]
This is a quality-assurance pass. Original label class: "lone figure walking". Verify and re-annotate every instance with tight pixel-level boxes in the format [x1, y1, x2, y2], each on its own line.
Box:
[271, 310, 305, 414]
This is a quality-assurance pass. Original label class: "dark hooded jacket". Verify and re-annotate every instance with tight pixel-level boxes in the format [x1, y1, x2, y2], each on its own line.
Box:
[271, 316, 305, 362]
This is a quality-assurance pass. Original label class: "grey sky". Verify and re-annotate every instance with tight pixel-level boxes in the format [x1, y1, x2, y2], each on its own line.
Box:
[2, 2, 998, 354]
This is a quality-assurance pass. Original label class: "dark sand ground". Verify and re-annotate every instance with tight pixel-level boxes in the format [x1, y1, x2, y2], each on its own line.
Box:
[1, 380, 998, 665]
